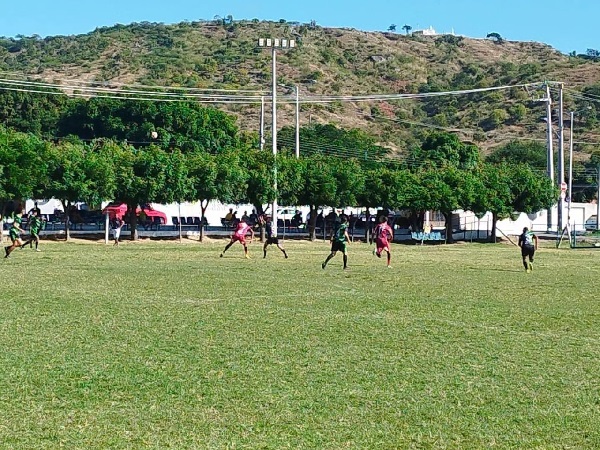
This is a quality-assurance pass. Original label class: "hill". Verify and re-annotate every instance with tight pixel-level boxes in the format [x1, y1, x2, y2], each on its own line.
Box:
[1, 19, 600, 154]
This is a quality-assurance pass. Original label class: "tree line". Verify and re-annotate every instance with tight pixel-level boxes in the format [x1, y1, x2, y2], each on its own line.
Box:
[0, 120, 556, 243]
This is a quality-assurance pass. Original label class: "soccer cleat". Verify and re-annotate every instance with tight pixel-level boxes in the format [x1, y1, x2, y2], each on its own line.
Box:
[321, 262, 326, 270]
[284, 252, 288, 259]
[36, 249, 41, 252]
[528, 262, 533, 272]
[220, 253, 224, 258]
[387, 265, 392, 269]
[372, 249, 376, 256]
[245, 254, 250, 259]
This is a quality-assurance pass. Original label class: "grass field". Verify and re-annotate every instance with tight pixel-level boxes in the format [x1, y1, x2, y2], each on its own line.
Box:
[1, 238, 599, 449]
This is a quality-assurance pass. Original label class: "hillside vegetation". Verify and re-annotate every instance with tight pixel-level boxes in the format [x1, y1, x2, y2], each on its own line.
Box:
[1, 19, 600, 153]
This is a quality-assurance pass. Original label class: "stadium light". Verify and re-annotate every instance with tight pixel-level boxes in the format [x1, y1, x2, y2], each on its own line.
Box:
[257, 37, 296, 237]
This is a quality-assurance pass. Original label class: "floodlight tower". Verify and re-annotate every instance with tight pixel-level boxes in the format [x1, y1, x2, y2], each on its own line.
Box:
[258, 37, 296, 237]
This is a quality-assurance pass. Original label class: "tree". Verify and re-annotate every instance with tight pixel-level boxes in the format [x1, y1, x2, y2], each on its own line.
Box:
[110, 143, 171, 240]
[0, 128, 49, 217]
[59, 99, 241, 154]
[486, 32, 504, 43]
[408, 132, 481, 170]
[187, 151, 218, 242]
[402, 24, 412, 35]
[388, 24, 397, 33]
[44, 139, 116, 240]
[415, 167, 475, 243]
[486, 141, 546, 169]
[472, 163, 557, 242]
[297, 155, 338, 241]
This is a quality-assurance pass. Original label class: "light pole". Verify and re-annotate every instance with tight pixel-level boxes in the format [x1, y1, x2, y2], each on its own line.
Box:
[258, 37, 296, 237]
[543, 84, 554, 231]
[295, 85, 300, 158]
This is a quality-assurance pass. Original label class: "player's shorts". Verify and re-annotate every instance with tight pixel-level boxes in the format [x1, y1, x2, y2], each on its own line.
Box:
[232, 234, 246, 245]
[521, 245, 535, 259]
[112, 228, 121, 240]
[266, 236, 279, 245]
[9, 229, 20, 241]
[331, 240, 347, 253]
[375, 238, 390, 255]
[30, 228, 39, 238]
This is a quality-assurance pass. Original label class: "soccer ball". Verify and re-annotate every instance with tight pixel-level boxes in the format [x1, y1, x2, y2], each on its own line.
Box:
[151, 131, 158, 139]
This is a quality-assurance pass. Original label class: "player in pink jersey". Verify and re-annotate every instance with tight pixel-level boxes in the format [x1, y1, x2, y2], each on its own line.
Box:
[373, 215, 393, 268]
[220, 218, 255, 258]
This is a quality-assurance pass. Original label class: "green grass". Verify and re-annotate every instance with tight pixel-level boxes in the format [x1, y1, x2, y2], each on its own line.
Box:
[1, 238, 599, 449]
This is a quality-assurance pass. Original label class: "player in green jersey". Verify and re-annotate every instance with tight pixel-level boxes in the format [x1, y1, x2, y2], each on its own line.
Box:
[23, 210, 43, 251]
[5, 213, 25, 258]
[322, 215, 351, 270]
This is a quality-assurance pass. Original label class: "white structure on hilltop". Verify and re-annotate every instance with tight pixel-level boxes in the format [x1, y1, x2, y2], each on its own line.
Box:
[413, 26, 437, 36]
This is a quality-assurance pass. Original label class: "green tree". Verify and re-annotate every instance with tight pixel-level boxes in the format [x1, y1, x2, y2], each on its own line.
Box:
[44, 139, 116, 240]
[486, 141, 546, 169]
[486, 32, 504, 43]
[297, 155, 338, 241]
[0, 128, 49, 217]
[388, 24, 397, 32]
[409, 132, 481, 170]
[110, 143, 172, 240]
[402, 24, 412, 35]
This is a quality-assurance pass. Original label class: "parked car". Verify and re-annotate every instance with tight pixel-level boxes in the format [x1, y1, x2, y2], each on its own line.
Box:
[101, 203, 167, 224]
[585, 215, 598, 231]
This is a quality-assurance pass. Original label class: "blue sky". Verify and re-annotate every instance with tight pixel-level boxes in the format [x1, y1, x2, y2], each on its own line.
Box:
[0, 0, 594, 54]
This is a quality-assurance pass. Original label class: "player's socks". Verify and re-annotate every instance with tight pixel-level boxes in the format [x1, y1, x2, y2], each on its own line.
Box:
[4, 246, 9, 258]
[321, 262, 326, 269]
[528, 262, 533, 272]
[220, 252, 224, 258]
[283, 251, 288, 259]
[343, 255, 348, 269]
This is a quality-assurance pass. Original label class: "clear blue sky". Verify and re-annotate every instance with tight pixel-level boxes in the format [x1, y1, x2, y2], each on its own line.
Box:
[0, 0, 594, 54]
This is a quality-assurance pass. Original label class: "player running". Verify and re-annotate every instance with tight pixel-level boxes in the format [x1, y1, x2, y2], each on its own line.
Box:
[258, 215, 288, 259]
[373, 215, 393, 268]
[322, 216, 351, 270]
[518, 227, 538, 273]
[23, 210, 43, 251]
[4, 213, 26, 258]
[220, 217, 255, 258]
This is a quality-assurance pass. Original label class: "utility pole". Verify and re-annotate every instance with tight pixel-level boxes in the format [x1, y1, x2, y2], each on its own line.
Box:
[557, 83, 565, 230]
[259, 96, 265, 151]
[568, 111, 574, 230]
[295, 85, 300, 159]
[271, 46, 278, 236]
[545, 84, 554, 232]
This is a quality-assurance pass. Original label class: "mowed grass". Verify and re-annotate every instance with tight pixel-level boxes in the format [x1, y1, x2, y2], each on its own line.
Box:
[0, 238, 599, 449]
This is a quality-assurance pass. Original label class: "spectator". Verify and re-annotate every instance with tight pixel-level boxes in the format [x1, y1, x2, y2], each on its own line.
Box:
[224, 208, 234, 222]
[291, 210, 303, 228]
[241, 211, 250, 223]
[139, 210, 148, 229]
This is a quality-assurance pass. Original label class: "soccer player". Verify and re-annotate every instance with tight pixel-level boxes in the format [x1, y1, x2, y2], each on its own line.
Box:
[518, 226, 538, 272]
[23, 210, 43, 251]
[373, 215, 393, 268]
[4, 212, 26, 258]
[322, 215, 351, 270]
[220, 217, 254, 258]
[258, 215, 288, 259]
